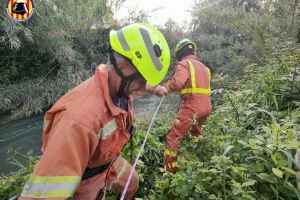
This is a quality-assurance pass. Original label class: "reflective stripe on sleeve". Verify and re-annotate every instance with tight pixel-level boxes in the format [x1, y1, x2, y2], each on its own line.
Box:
[98, 118, 117, 140]
[20, 176, 81, 198]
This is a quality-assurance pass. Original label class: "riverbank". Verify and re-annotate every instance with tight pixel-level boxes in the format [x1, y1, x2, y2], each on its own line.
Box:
[0, 114, 43, 174]
[0, 93, 180, 174]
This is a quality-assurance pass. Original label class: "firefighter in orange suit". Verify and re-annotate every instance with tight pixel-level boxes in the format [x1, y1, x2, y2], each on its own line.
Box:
[19, 23, 170, 200]
[162, 39, 212, 173]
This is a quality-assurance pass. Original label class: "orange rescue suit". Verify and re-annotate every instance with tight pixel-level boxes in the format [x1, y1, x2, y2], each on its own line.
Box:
[19, 65, 138, 200]
[163, 55, 212, 172]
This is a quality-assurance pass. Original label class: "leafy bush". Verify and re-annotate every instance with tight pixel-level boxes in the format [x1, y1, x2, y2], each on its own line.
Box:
[189, 1, 297, 76]
[0, 0, 121, 119]
[0, 43, 299, 199]
[146, 43, 300, 200]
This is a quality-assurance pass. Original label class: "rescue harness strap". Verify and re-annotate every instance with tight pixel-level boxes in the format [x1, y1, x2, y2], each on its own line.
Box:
[82, 161, 112, 181]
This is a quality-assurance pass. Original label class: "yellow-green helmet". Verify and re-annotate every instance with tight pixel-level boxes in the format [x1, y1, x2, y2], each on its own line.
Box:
[110, 23, 170, 86]
[175, 38, 196, 55]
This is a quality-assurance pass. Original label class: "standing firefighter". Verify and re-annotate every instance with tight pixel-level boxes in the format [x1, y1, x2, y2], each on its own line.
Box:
[19, 23, 170, 200]
[162, 39, 212, 173]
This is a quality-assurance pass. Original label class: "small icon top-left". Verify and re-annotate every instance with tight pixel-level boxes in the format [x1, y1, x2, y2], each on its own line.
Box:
[6, 0, 35, 22]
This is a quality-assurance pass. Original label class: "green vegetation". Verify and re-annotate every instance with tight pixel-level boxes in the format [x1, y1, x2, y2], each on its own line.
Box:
[0, 0, 121, 118]
[1, 0, 300, 199]
[1, 45, 299, 198]
[1, 0, 299, 119]
[191, 0, 299, 75]
[140, 43, 300, 200]
[0, 150, 37, 199]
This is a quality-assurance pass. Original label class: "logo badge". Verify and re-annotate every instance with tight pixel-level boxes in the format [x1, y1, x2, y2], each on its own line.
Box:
[6, 0, 35, 22]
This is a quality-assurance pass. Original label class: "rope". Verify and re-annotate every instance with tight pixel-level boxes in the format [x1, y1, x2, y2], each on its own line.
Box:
[120, 95, 165, 200]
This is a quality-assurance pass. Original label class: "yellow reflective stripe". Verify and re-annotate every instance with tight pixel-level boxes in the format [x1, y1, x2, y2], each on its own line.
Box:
[117, 162, 128, 180]
[27, 176, 81, 184]
[98, 118, 117, 140]
[167, 162, 177, 169]
[171, 162, 177, 168]
[206, 67, 211, 81]
[29, 190, 75, 198]
[165, 149, 177, 157]
[179, 88, 211, 95]
[188, 61, 196, 88]
[206, 67, 211, 91]
[21, 176, 81, 198]
[179, 61, 211, 95]
[165, 149, 170, 155]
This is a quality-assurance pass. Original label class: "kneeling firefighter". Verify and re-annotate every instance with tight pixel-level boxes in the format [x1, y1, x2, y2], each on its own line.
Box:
[18, 23, 170, 200]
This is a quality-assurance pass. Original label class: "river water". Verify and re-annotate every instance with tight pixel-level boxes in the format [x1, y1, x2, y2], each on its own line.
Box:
[0, 95, 173, 174]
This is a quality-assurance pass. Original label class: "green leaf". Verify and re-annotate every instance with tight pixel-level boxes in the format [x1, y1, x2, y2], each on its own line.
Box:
[281, 167, 297, 176]
[271, 151, 288, 167]
[251, 161, 265, 172]
[257, 173, 276, 183]
[257, 108, 277, 124]
[242, 179, 256, 187]
[223, 145, 234, 156]
[270, 184, 278, 195]
[272, 168, 283, 178]
[237, 140, 248, 146]
[255, 135, 265, 141]
[262, 126, 271, 134]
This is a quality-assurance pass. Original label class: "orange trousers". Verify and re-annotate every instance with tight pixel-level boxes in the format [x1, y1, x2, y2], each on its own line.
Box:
[166, 102, 212, 152]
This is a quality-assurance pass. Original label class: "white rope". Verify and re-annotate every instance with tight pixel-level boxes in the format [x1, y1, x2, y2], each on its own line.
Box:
[120, 95, 165, 200]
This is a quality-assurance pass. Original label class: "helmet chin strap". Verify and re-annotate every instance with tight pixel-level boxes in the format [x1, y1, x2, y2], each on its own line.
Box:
[109, 52, 142, 99]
